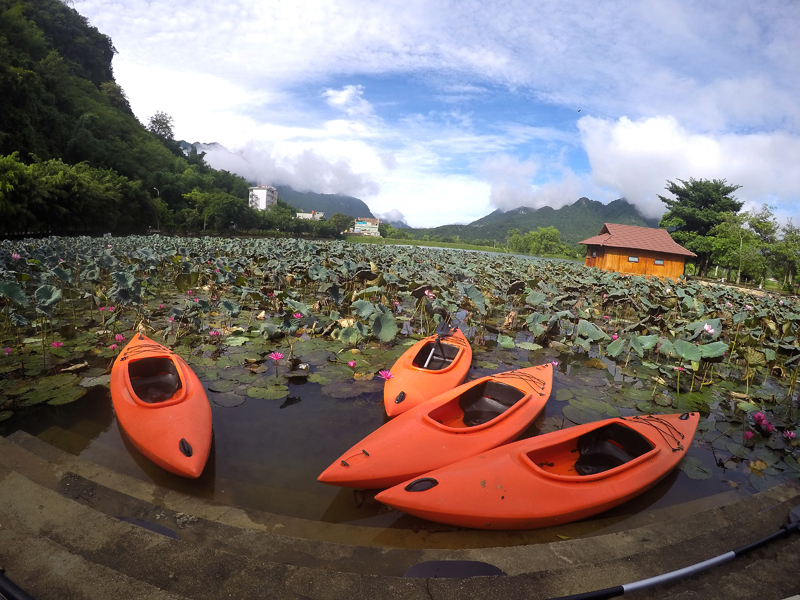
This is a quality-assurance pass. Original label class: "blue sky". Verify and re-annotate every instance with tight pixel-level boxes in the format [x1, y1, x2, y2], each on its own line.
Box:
[76, 0, 800, 228]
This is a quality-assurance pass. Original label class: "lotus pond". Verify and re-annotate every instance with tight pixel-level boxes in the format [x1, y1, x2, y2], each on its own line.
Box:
[0, 235, 798, 545]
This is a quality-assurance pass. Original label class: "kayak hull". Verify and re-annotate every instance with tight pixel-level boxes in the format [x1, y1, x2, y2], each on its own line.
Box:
[110, 334, 212, 478]
[383, 328, 472, 418]
[375, 412, 699, 529]
[320, 363, 553, 488]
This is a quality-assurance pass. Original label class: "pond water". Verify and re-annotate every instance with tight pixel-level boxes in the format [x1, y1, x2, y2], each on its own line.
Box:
[0, 344, 769, 549]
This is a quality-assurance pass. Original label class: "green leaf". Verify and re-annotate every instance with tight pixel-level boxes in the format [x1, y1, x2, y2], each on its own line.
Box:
[516, 342, 542, 351]
[352, 300, 376, 319]
[0, 411, 12, 422]
[606, 336, 626, 357]
[371, 311, 398, 343]
[526, 291, 547, 305]
[672, 339, 702, 362]
[680, 456, 712, 480]
[48, 386, 87, 405]
[555, 388, 573, 401]
[0, 281, 30, 307]
[497, 334, 515, 349]
[576, 319, 609, 342]
[35, 284, 62, 307]
[247, 384, 290, 400]
[285, 298, 311, 317]
[697, 341, 729, 359]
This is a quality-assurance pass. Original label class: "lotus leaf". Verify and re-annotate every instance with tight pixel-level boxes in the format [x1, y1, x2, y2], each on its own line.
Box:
[47, 386, 87, 405]
[80, 375, 111, 388]
[247, 384, 290, 400]
[672, 340, 702, 362]
[555, 388, 573, 402]
[0, 281, 30, 307]
[679, 456, 712, 480]
[697, 342, 729, 358]
[371, 311, 398, 343]
[210, 392, 247, 408]
[516, 342, 542, 351]
[562, 405, 603, 425]
[497, 334, 515, 349]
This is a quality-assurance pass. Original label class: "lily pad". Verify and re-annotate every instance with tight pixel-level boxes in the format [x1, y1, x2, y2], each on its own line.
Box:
[207, 380, 239, 393]
[555, 388, 573, 402]
[48, 386, 87, 405]
[210, 392, 247, 408]
[562, 405, 603, 425]
[247, 384, 290, 400]
[80, 375, 111, 388]
[679, 456, 712, 480]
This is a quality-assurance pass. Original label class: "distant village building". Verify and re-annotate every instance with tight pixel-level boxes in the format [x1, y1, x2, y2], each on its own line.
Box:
[353, 217, 381, 237]
[248, 185, 278, 210]
[296, 210, 324, 221]
[579, 223, 696, 280]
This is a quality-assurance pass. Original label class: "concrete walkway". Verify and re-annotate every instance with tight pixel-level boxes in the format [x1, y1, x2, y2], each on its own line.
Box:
[1, 431, 798, 599]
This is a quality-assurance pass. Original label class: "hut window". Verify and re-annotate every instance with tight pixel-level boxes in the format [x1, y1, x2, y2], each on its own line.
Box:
[654, 259, 665, 266]
[591, 250, 597, 258]
[628, 256, 639, 263]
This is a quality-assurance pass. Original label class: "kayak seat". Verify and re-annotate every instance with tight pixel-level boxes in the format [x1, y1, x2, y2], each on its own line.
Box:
[574, 423, 653, 475]
[459, 381, 525, 427]
[129, 357, 182, 404]
[412, 340, 459, 371]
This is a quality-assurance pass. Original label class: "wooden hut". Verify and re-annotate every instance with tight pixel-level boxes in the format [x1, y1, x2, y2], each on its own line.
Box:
[579, 223, 696, 280]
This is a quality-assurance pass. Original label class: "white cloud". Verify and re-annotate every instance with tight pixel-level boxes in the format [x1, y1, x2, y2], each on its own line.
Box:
[579, 115, 800, 219]
[323, 85, 375, 119]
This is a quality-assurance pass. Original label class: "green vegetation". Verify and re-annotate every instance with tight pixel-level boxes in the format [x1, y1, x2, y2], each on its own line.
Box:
[0, 234, 798, 494]
[0, 0, 353, 238]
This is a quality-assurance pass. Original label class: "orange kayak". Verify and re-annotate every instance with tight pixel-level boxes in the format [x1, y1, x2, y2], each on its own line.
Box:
[384, 325, 472, 417]
[375, 412, 699, 529]
[110, 333, 212, 478]
[319, 363, 553, 488]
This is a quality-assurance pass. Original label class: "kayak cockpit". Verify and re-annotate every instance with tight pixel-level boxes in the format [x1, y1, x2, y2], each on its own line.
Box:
[426, 380, 526, 429]
[128, 357, 183, 404]
[411, 339, 461, 371]
[526, 422, 657, 481]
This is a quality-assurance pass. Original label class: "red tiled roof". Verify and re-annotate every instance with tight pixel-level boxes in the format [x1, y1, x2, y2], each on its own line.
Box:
[578, 223, 696, 257]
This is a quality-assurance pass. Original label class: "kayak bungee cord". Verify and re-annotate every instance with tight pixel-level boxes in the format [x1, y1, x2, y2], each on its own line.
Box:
[624, 414, 688, 452]
[547, 505, 800, 600]
[494, 369, 548, 395]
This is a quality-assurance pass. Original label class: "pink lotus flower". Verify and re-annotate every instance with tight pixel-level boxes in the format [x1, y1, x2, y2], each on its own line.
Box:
[745, 304, 752, 310]
[293, 312, 303, 319]
[108, 307, 115, 312]
[378, 369, 393, 380]
[602, 294, 607, 298]
[99, 306, 106, 311]
[551, 361, 559, 367]
[269, 352, 284, 362]
[109, 344, 118, 351]
[107, 244, 112, 248]
[725, 302, 732, 308]
[4, 347, 11, 355]
[348, 360, 356, 368]
[753, 411, 767, 424]
[159, 304, 164, 309]
[603, 315, 610, 320]
[784, 430, 796, 440]
[209, 330, 221, 337]
[765, 423, 775, 434]
[50, 341, 63, 348]
[612, 334, 618, 340]
[673, 366, 685, 372]
[194, 298, 198, 303]
[743, 431, 754, 441]
[11, 253, 20, 260]
[424, 289, 434, 299]
[169, 316, 175, 322]
[115, 334, 125, 342]
[187, 290, 193, 295]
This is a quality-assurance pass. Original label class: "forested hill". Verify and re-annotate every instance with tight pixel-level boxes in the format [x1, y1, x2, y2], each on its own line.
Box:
[0, 0, 309, 236]
[274, 186, 374, 219]
[407, 197, 659, 245]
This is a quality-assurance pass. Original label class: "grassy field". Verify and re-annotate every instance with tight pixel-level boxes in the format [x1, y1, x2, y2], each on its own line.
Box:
[343, 235, 579, 261]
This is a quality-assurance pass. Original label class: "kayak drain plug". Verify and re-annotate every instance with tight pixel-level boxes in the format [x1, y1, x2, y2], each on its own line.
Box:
[395, 391, 406, 404]
[179, 438, 193, 457]
[404, 477, 439, 492]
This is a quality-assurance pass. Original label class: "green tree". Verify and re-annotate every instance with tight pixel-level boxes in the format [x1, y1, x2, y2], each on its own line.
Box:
[710, 213, 759, 284]
[327, 212, 353, 234]
[658, 178, 744, 276]
[147, 111, 174, 140]
[772, 220, 800, 290]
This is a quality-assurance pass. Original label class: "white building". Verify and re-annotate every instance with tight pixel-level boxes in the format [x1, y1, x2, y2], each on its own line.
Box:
[353, 217, 381, 237]
[248, 185, 278, 210]
[296, 211, 324, 220]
